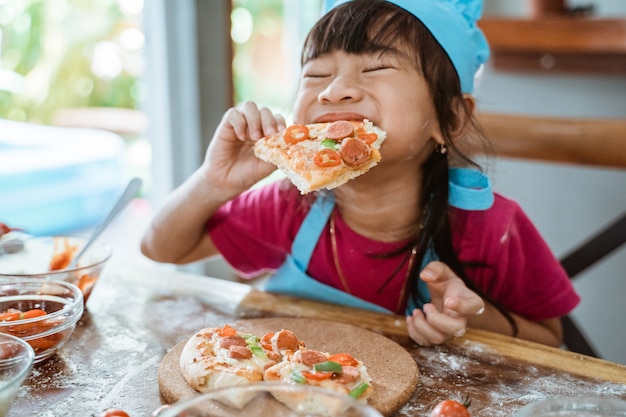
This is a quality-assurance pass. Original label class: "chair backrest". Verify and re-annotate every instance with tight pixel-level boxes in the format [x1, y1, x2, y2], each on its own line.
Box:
[475, 112, 626, 169]
[474, 112, 626, 358]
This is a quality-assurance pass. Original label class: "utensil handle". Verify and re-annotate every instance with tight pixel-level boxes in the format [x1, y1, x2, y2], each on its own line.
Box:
[71, 177, 143, 267]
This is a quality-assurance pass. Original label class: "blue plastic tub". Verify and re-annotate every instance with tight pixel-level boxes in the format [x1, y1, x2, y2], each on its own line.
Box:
[0, 118, 127, 236]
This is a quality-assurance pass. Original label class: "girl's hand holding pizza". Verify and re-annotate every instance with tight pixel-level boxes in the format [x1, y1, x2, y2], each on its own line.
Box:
[406, 261, 485, 346]
[203, 100, 287, 197]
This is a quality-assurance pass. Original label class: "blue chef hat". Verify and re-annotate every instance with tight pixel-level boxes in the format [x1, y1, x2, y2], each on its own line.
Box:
[322, 0, 490, 94]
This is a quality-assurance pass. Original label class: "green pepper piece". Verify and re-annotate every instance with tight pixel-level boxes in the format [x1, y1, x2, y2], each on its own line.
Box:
[349, 382, 370, 399]
[249, 345, 266, 358]
[291, 370, 306, 384]
[321, 139, 338, 149]
[313, 361, 343, 373]
[244, 335, 266, 359]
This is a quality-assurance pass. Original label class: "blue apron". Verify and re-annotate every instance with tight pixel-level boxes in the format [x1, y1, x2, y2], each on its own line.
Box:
[264, 168, 493, 315]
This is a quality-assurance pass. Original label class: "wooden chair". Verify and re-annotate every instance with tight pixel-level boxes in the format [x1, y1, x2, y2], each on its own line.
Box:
[475, 112, 626, 358]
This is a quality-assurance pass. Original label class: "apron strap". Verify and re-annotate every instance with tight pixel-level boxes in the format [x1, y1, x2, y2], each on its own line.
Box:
[291, 192, 335, 269]
[448, 167, 494, 210]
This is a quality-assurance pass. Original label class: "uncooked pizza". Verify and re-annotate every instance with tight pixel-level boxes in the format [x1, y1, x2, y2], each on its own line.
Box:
[159, 318, 419, 417]
[179, 324, 372, 405]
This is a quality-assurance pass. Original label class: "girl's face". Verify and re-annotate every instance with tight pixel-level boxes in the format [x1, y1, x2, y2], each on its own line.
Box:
[293, 49, 443, 166]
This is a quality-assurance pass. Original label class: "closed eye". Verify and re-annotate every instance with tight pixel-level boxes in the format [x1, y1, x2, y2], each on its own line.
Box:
[303, 72, 331, 78]
[363, 65, 392, 73]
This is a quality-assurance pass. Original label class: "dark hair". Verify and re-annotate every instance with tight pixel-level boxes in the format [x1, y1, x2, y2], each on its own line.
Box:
[303, 0, 517, 335]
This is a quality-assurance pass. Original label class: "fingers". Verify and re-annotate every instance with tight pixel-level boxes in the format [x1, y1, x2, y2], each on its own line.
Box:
[406, 309, 444, 346]
[406, 305, 467, 346]
[419, 260, 456, 284]
[420, 260, 485, 316]
[407, 260, 486, 346]
[228, 101, 286, 141]
[444, 295, 485, 317]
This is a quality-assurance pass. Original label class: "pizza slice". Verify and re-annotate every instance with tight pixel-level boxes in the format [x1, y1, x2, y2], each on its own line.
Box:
[179, 325, 279, 395]
[263, 347, 373, 415]
[254, 119, 386, 194]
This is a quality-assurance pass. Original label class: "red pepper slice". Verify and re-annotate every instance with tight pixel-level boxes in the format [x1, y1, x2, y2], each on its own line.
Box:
[284, 124, 310, 144]
[216, 324, 237, 337]
[260, 332, 274, 350]
[314, 149, 341, 168]
[328, 353, 359, 367]
[357, 132, 377, 144]
[301, 370, 334, 381]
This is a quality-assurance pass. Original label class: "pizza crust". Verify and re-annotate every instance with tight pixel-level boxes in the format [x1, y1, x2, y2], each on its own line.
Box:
[254, 120, 386, 194]
[178, 327, 275, 395]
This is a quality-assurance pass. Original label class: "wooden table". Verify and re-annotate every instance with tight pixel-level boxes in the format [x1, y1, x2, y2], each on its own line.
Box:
[10, 261, 626, 417]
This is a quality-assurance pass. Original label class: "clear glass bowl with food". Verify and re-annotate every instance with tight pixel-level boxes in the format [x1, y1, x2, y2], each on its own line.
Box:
[0, 278, 84, 363]
[0, 235, 112, 303]
[155, 382, 384, 417]
[514, 396, 626, 417]
[0, 333, 35, 417]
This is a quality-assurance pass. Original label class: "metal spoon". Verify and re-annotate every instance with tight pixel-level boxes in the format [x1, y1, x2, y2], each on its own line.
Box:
[69, 177, 143, 268]
[0, 238, 25, 256]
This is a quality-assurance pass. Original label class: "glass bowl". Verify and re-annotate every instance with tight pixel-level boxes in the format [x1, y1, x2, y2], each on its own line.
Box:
[0, 235, 112, 303]
[514, 397, 626, 416]
[155, 382, 384, 417]
[0, 278, 84, 363]
[0, 333, 35, 417]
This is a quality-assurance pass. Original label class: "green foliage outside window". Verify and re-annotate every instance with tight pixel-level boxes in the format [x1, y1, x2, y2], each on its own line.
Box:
[0, 0, 144, 125]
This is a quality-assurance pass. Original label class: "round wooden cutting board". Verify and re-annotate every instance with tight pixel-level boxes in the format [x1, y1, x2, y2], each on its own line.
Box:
[158, 317, 419, 417]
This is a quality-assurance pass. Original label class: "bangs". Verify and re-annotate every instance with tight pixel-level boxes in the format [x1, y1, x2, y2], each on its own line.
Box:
[301, 0, 420, 65]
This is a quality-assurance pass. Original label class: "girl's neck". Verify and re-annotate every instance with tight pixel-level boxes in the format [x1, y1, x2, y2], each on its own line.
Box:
[333, 170, 424, 242]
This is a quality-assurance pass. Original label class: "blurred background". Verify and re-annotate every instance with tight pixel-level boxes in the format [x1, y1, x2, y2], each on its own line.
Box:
[0, 0, 624, 364]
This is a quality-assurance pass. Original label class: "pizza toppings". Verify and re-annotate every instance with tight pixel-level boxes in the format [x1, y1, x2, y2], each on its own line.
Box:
[325, 120, 354, 139]
[271, 329, 301, 353]
[349, 382, 371, 399]
[179, 324, 373, 406]
[296, 348, 328, 367]
[254, 119, 386, 194]
[357, 132, 378, 144]
[284, 124, 310, 144]
[313, 360, 343, 373]
[215, 324, 237, 337]
[314, 149, 342, 168]
[328, 352, 359, 367]
[228, 345, 253, 359]
[339, 137, 371, 167]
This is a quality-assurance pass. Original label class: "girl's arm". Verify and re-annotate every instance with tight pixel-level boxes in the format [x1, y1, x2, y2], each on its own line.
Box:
[467, 303, 563, 347]
[140, 102, 285, 264]
[406, 261, 563, 347]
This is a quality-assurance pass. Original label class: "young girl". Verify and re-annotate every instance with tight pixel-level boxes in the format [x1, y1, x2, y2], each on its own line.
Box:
[141, 0, 579, 348]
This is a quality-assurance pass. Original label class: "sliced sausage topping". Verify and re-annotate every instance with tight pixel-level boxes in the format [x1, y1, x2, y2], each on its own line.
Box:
[297, 349, 328, 367]
[272, 329, 300, 352]
[339, 137, 371, 167]
[217, 335, 247, 350]
[326, 121, 354, 140]
[228, 345, 252, 359]
[332, 365, 361, 384]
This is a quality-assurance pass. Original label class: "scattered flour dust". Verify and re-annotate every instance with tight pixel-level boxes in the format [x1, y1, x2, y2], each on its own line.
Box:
[393, 340, 626, 417]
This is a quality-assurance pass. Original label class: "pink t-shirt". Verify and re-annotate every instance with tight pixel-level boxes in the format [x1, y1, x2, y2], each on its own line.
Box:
[207, 179, 579, 319]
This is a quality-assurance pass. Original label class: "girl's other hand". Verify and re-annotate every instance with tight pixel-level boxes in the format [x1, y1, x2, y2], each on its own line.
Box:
[406, 261, 485, 346]
[202, 101, 287, 196]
